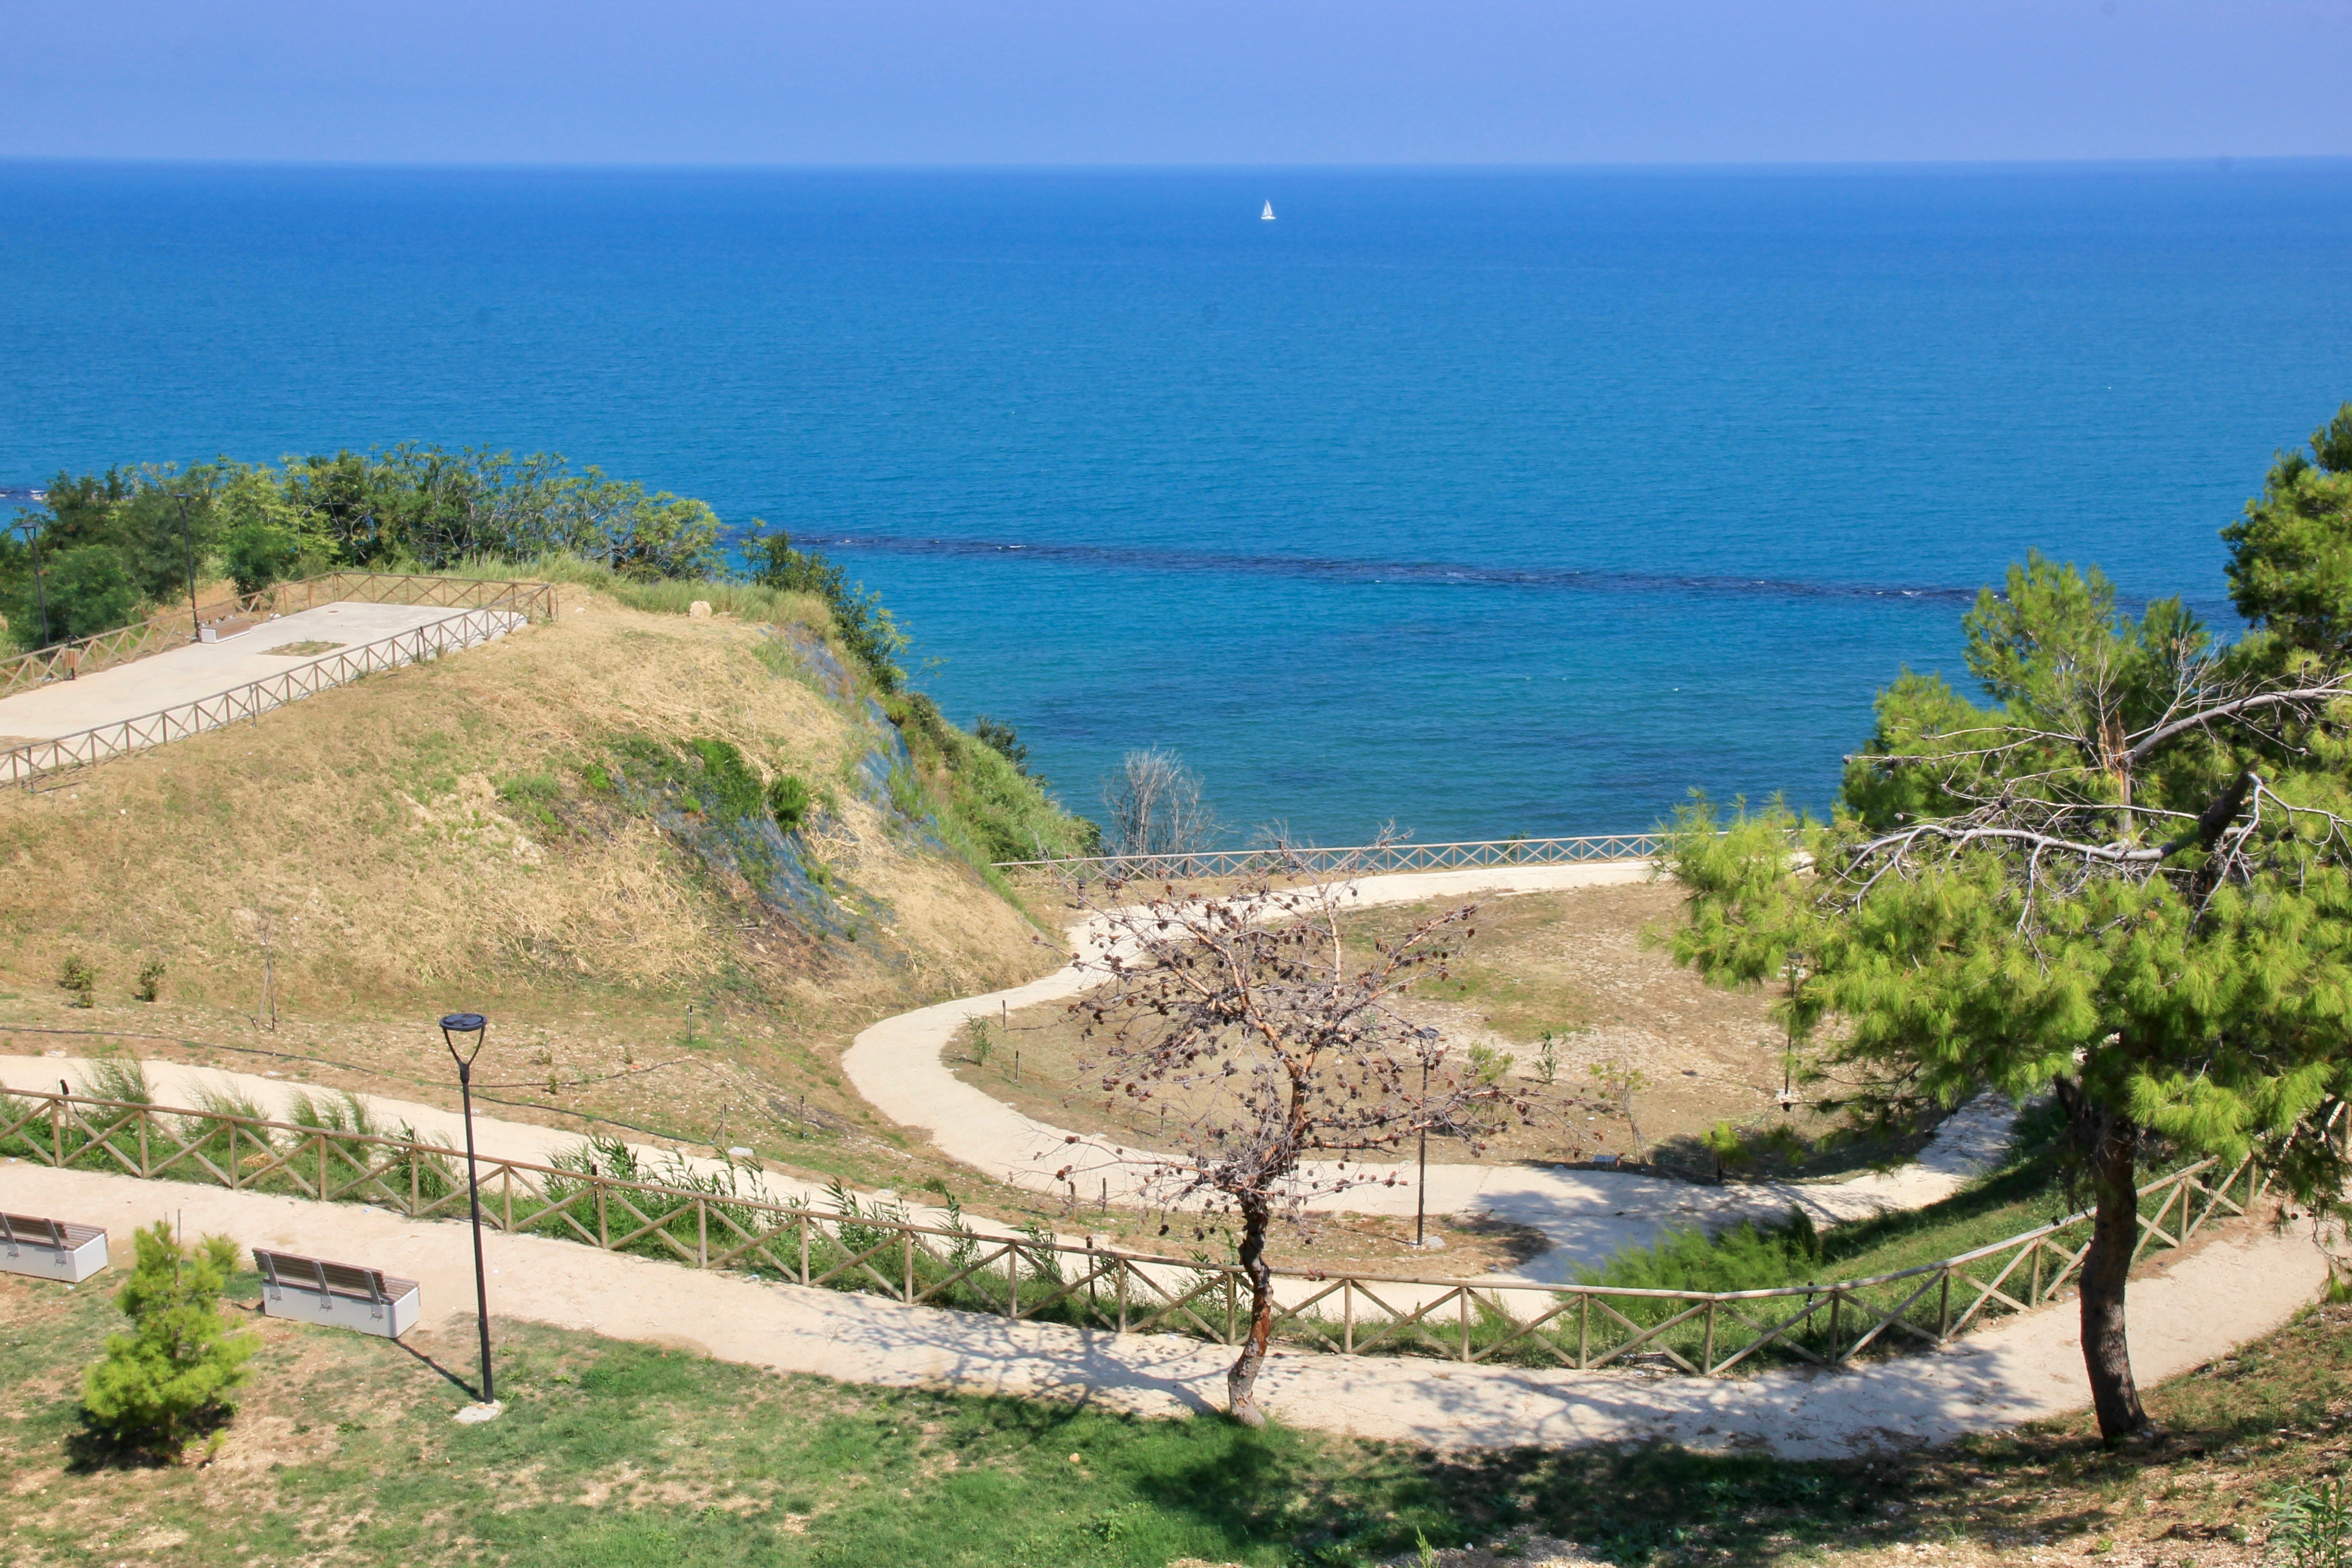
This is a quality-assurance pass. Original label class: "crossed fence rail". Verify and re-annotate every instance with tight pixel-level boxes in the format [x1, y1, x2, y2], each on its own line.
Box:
[0, 581, 554, 788]
[0, 1085, 2270, 1374]
[0, 571, 555, 698]
[995, 834, 1670, 882]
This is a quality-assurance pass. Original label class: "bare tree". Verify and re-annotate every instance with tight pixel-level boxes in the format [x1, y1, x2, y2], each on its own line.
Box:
[1063, 853, 1522, 1425]
[1101, 747, 1225, 862]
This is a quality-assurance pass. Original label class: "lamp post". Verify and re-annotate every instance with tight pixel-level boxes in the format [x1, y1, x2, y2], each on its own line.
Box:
[15, 517, 49, 651]
[174, 493, 201, 640]
[1414, 1056, 1430, 1249]
[439, 1011, 497, 1409]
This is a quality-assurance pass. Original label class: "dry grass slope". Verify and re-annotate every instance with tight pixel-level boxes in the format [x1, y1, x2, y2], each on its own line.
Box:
[0, 585, 1071, 1187]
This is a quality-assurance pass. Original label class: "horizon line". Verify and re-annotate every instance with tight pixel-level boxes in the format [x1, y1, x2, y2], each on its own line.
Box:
[3, 153, 2348, 177]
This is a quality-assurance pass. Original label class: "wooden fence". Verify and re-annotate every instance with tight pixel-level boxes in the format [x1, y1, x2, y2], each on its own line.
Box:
[0, 571, 554, 698]
[0, 1084, 2271, 1375]
[0, 581, 554, 788]
[995, 834, 1669, 882]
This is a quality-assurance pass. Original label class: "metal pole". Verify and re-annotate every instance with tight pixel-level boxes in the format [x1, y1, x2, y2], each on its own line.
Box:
[176, 494, 201, 640]
[1415, 1058, 1429, 1249]
[458, 1058, 494, 1405]
[20, 522, 50, 651]
[441, 1013, 496, 1410]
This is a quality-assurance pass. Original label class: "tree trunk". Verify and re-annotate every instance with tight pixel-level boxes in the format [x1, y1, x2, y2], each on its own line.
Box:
[2065, 1082, 2151, 1443]
[1225, 1196, 1275, 1427]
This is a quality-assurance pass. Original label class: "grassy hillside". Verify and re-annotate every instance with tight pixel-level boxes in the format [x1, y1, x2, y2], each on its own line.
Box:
[0, 559, 1094, 1199]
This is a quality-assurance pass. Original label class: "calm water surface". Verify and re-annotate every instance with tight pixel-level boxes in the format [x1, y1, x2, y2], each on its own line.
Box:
[3, 162, 2348, 841]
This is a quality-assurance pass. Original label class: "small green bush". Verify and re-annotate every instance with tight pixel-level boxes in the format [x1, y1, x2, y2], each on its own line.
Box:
[58, 955, 96, 1008]
[766, 773, 811, 833]
[222, 522, 302, 596]
[134, 960, 166, 1003]
[80, 1224, 258, 1460]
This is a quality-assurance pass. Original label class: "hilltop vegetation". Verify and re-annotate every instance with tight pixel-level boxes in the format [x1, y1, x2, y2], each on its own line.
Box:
[0, 440, 1095, 1229]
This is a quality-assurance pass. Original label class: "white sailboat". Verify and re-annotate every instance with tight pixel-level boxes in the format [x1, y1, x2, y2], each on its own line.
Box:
[1261, 201, 1276, 221]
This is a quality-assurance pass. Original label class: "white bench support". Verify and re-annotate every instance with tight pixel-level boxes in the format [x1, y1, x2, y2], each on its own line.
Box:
[0, 1213, 109, 1283]
[254, 1249, 420, 1339]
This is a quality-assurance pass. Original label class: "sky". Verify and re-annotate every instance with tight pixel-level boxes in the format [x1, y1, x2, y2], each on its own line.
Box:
[0, 0, 2347, 166]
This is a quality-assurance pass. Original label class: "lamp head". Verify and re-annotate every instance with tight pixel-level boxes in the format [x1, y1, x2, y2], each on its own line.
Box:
[440, 1012, 490, 1067]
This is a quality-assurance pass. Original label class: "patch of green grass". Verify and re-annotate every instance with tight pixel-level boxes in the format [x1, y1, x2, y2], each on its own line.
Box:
[8, 1269, 2351, 1568]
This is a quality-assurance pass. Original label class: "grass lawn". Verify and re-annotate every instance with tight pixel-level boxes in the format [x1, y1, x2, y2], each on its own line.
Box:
[5, 1259, 2346, 1567]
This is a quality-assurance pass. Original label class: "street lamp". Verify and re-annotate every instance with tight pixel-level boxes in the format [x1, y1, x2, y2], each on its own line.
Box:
[15, 516, 49, 652]
[174, 493, 201, 640]
[439, 1011, 497, 1410]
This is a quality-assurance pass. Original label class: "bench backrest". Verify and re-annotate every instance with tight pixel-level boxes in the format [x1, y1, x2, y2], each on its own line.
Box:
[0, 1213, 98, 1250]
[253, 1248, 398, 1303]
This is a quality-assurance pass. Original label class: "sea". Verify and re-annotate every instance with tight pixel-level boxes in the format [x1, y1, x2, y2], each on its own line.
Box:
[3, 160, 2349, 845]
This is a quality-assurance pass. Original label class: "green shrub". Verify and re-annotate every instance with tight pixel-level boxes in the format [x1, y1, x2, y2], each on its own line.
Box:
[58, 954, 96, 1008]
[766, 773, 811, 833]
[1581, 1208, 1823, 1297]
[80, 1224, 258, 1460]
[134, 960, 166, 1003]
[221, 522, 302, 596]
[47, 544, 143, 642]
[2269, 1475, 2352, 1568]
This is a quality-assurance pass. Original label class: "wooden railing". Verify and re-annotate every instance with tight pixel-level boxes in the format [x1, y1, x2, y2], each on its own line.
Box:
[0, 1085, 2271, 1374]
[995, 834, 1669, 881]
[0, 571, 554, 697]
[0, 587, 553, 787]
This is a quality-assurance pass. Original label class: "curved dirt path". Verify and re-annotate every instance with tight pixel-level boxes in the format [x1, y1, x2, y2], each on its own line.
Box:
[845, 862, 2015, 1280]
[4, 1160, 2325, 1457]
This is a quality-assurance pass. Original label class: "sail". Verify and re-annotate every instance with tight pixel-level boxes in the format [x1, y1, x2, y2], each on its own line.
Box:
[1261, 201, 1276, 221]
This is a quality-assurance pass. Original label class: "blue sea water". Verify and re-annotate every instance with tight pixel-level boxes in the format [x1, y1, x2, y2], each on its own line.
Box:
[3, 161, 2349, 843]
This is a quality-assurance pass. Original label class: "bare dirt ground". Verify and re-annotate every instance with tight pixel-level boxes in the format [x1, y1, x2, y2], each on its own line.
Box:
[955, 881, 1878, 1181]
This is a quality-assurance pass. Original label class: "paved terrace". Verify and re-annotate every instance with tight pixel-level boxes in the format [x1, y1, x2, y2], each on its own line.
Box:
[0, 601, 474, 740]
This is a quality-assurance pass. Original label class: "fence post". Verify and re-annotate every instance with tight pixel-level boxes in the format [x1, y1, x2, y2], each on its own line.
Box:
[318, 1131, 329, 1200]
[2031, 1241, 2043, 1306]
[904, 1230, 915, 1303]
[1460, 1289, 1473, 1362]
[138, 1109, 149, 1177]
[799, 1209, 811, 1285]
[1829, 1291, 1843, 1362]
[598, 1182, 608, 1250]
[503, 1167, 513, 1233]
[229, 1122, 242, 1191]
[1703, 1298, 1717, 1373]
[1579, 1292, 1590, 1368]
[1118, 1259, 1130, 1334]
[699, 1200, 709, 1269]
[51, 1093, 61, 1167]
[1343, 1282, 1354, 1354]
[1937, 1269, 1952, 1342]
[412, 1147, 420, 1216]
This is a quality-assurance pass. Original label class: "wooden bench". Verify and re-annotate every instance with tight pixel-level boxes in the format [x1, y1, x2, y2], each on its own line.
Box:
[0, 1213, 110, 1283]
[253, 1248, 420, 1339]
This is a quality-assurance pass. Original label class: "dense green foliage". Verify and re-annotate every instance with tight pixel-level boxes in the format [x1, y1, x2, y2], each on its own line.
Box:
[80, 1224, 258, 1458]
[0, 446, 725, 648]
[747, 523, 909, 690]
[2224, 403, 2352, 653]
[884, 689, 1102, 863]
[1663, 404, 2352, 1438]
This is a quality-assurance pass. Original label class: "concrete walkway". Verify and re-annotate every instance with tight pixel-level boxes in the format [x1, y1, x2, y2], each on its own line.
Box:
[844, 863, 2018, 1281]
[0, 601, 503, 739]
[3, 1159, 2324, 1457]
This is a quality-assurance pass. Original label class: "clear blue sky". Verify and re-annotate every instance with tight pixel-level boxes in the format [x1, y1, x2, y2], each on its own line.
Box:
[2, 0, 2347, 166]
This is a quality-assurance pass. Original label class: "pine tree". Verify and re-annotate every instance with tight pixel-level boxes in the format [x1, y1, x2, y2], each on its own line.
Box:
[81, 1223, 258, 1458]
[1664, 407, 2352, 1443]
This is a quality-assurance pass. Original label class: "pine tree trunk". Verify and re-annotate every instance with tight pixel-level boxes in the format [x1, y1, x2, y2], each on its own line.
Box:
[2076, 1100, 2151, 1443]
[1225, 1196, 1275, 1428]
